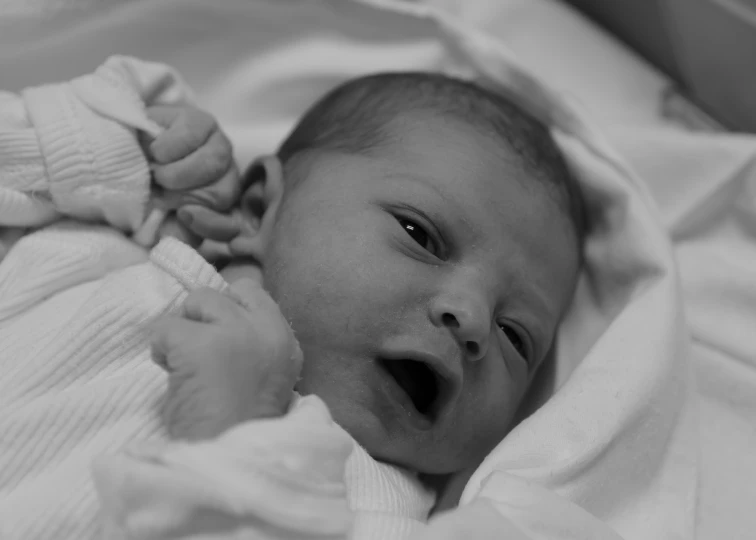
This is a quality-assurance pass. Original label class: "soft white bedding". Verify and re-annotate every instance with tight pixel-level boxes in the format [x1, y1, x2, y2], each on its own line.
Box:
[0, 1, 755, 539]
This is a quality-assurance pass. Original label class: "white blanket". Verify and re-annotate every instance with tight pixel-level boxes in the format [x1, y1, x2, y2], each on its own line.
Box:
[1, 1, 754, 539]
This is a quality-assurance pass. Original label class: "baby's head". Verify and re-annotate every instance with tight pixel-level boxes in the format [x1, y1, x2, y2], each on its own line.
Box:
[224, 72, 585, 475]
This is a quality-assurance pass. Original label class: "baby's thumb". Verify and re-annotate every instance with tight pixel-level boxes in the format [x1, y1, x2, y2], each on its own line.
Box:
[151, 317, 201, 373]
[227, 277, 265, 311]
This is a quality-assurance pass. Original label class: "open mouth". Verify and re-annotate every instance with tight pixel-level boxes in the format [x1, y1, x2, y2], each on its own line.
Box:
[379, 358, 441, 419]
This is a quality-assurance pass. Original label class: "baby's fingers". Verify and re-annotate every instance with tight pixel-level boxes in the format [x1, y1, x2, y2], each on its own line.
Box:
[185, 160, 242, 213]
[157, 215, 203, 248]
[183, 288, 240, 324]
[152, 130, 235, 194]
[147, 105, 217, 164]
[227, 278, 277, 314]
[177, 205, 242, 243]
[151, 317, 205, 372]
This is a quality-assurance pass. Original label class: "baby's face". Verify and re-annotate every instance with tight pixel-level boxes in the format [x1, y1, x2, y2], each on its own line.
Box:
[260, 116, 580, 474]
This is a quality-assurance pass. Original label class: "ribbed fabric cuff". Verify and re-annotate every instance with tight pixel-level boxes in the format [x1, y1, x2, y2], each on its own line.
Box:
[0, 186, 58, 226]
[22, 83, 151, 232]
[150, 238, 228, 293]
[0, 128, 46, 189]
[351, 511, 426, 540]
[345, 443, 435, 516]
[0, 122, 59, 225]
[344, 440, 435, 538]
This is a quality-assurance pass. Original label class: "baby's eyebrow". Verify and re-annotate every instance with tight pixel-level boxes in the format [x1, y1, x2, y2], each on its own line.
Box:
[382, 172, 482, 234]
[383, 172, 447, 196]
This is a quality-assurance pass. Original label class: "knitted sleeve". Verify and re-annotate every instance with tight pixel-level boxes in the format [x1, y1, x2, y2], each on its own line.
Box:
[92, 395, 354, 540]
[0, 55, 192, 235]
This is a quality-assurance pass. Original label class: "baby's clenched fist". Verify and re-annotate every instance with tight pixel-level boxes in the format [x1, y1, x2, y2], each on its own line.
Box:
[151, 278, 302, 441]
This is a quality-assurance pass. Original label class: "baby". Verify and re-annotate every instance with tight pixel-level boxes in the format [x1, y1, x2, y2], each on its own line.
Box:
[251, 69, 584, 472]
[0, 57, 584, 538]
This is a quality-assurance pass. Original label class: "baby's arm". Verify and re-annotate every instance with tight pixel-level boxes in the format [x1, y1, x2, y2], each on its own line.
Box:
[151, 278, 303, 440]
[0, 58, 174, 318]
[0, 55, 190, 275]
[92, 280, 353, 539]
[0, 57, 240, 318]
[0, 55, 193, 235]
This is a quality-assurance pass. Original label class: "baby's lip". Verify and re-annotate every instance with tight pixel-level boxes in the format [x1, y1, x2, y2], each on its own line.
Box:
[380, 348, 459, 388]
[378, 348, 459, 422]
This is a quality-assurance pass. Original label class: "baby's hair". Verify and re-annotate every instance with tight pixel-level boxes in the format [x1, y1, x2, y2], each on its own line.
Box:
[276, 72, 586, 244]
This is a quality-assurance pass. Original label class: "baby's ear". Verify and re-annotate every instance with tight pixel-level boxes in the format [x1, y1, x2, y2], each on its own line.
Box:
[229, 155, 285, 260]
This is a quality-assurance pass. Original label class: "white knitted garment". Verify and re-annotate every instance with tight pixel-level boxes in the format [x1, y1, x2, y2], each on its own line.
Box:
[0, 55, 435, 540]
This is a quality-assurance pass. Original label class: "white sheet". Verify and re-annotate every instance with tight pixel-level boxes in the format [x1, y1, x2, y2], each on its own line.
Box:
[1, 1, 754, 539]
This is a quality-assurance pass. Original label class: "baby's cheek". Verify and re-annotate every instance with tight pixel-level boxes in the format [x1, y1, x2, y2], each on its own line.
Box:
[458, 364, 523, 461]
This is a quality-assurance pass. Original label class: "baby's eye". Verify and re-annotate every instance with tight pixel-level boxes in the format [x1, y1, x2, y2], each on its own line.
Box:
[499, 323, 528, 359]
[399, 218, 437, 255]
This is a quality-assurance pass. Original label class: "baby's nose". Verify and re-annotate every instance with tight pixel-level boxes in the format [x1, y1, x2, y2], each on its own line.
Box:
[431, 298, 490, 362]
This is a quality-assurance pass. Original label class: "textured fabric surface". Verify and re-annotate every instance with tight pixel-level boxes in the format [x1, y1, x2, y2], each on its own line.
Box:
[0, 1, 754, 539]
[0, 53, 436, 539]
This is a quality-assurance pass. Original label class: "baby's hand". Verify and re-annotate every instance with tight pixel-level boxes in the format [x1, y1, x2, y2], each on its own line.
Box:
[151, 279, 303, 441]
[137, 104, 244, 246]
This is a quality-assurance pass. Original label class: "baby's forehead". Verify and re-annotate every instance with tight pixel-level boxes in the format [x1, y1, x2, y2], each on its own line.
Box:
[282, 116, 564, 222]
[378, 115, 548, 191]
[275, 108, 576, 243]
[382, 114, 579, 236]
